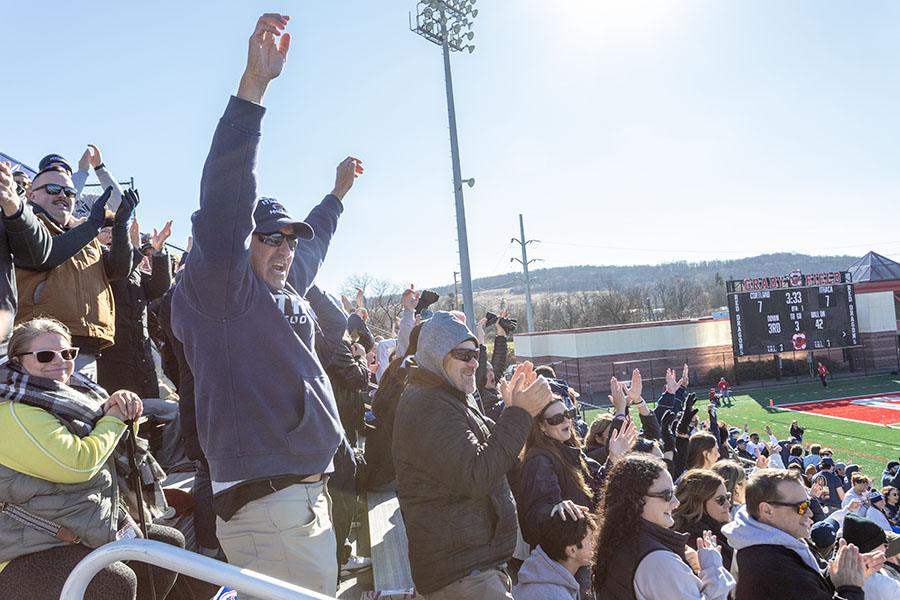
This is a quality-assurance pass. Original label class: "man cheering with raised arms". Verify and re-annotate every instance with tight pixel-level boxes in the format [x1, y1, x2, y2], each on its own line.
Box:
[172, 14, 362, 598]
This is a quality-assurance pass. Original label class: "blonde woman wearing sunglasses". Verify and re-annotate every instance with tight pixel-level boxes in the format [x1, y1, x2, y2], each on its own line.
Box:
[0, 317, 182, 599]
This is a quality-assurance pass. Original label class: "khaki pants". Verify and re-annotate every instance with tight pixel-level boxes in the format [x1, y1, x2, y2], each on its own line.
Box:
[423, 568, 513, 600]
[216, 479, 337, 599]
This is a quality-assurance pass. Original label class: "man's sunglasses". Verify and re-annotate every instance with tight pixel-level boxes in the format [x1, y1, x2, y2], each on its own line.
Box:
[768, 499, 811, 515]
[19, 348, 79, 363]
[544, 408, 577, 426]
[646, 488, 676, 502]
[34, 183, 77, 199]
[448, 348, 478, 362]
[257, 232, 298, 251]
[712, 493, 732, 507]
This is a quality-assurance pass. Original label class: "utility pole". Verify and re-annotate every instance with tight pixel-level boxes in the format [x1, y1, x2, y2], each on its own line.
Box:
[453, 271, 460, 311]
[511, 213, 538, 332]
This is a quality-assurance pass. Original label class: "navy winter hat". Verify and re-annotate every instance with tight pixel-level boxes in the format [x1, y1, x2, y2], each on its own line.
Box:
[809, 518, 839, 550]
[253, 197, 314, 239]
[38, 153, 72, 172]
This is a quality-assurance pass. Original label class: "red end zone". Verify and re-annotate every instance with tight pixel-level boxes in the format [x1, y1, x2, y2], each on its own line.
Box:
[782, 392, 900, 426]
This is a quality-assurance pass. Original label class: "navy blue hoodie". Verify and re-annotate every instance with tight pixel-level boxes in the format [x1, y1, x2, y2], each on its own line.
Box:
[171, 96, 342, 483]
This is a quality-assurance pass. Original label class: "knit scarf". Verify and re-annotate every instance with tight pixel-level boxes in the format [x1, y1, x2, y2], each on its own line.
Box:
[0, 362, 167, 513]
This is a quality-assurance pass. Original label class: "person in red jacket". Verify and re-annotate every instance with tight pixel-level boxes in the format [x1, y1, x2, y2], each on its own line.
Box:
[717, 377, 732, 406]
[817, 363, 829, 388]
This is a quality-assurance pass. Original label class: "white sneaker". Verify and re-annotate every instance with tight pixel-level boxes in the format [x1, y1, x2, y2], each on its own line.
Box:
[341, 555, 372, 573]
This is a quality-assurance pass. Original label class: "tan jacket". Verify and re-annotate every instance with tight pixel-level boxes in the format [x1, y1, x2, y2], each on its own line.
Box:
[15, 214, 116, 347]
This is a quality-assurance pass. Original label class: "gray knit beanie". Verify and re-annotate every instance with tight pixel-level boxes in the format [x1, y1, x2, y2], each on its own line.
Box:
[415, 311, 476, 382]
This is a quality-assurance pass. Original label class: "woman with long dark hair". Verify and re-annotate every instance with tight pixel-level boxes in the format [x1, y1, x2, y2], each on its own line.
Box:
[518, 396, 636, 599]
[711, 459, 746, 519]
[591, 454, 734, 599]
[882, 486, 900, 526]
[673, 469, 735, 569]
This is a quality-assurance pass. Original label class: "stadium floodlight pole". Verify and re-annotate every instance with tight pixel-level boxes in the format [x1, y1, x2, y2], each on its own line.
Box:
[410, 0, 478, 327]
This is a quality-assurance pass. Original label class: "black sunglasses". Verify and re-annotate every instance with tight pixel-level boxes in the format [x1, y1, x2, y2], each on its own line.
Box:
[257, 232, 298, 251]
[646, 488, 676, 502]
[768, 499, 811, 515]
[713, 492, 732, 507]
[19, 347, 79, 363]
[544, 408, 576, 426]
[448, 348, 478, 362]
[34, 183, 77, 198]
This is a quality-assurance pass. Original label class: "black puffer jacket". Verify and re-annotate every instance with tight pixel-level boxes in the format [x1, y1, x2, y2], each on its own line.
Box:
[392, 365, 532, 595]
[97, 249, 171, 398]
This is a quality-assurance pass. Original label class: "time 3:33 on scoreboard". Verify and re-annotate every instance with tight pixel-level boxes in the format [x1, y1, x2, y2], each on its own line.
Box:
[727, 271, 859, 357]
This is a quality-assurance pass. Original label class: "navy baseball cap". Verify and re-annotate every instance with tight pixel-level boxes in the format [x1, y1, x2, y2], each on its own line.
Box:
[820, 456, 835, 468]
[253, 197, 313, 239]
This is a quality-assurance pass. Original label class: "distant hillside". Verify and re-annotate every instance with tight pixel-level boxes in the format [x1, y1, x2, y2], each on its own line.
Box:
[433, 253, 858, 296]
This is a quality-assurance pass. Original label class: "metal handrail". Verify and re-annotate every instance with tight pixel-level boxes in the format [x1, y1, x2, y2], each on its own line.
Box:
[60, 539, 336, 600]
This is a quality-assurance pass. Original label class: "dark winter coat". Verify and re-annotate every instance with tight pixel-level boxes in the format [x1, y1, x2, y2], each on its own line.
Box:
[392, 365, 531, 595]
[97, 249, 171, 398]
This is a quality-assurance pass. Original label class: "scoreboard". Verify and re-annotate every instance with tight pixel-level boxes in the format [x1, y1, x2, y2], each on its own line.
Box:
[727, 271, 859, 357]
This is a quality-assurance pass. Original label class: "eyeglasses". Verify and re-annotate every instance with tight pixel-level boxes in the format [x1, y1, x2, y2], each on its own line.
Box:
[19, 347, 79, 362]
[768, 499, 811, 515]
[448, 348, 478, 362]
[544, 408, 577, 426]
[33, 183, 77, 198]
[712, 493, 732, 507]
[646, 488, 676, 502]
[257, 232, 298, 251]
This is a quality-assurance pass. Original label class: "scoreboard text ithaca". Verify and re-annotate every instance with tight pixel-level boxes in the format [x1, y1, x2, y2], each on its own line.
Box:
[727, 270, 858, 357]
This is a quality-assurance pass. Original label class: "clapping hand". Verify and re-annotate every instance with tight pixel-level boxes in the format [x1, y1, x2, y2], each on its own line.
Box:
[115, 189, 139, 226]
[401, 285, 421, 311]
[151, 220, 173, 252]
[500, 362, 551, 417]
[625, 368, 643, 405]
[608, 418, 637, 460]
[608, 376, 627, 415]
[86, 186, 113, 227]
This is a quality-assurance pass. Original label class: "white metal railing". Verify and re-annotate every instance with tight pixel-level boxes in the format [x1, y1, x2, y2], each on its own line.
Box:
[60, 539, 336, 600]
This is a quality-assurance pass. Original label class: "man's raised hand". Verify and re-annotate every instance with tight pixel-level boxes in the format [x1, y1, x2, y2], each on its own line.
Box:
[331, 157, 364, 201]
[238, 14, 291, 104]
[0, 162, 21, 216]
[87, 144, 103, 169]
[152, 220, 173, 252]
[401, 284, 420, 311]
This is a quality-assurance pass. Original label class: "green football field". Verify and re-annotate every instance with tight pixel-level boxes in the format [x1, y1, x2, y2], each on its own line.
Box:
[582, 374, 900, 480]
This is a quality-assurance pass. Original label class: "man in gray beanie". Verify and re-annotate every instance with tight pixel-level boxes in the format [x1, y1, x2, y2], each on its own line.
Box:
[393, 311, 550, 599]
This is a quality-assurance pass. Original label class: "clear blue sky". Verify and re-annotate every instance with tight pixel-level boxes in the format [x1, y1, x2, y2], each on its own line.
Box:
[3, 1, 899, 294]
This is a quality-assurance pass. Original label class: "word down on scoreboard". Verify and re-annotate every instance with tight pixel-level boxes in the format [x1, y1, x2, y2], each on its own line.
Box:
[727, 270, 858, 357]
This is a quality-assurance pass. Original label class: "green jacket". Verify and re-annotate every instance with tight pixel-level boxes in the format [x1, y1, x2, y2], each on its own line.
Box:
[392, 366, 532, 594]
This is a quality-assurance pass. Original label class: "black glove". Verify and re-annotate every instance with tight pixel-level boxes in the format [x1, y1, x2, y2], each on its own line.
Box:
[684, 392, 697, 413]
[484, 311, 498, 328]
[677, 405, 698, 436]
[414, 290, 439, 314]
[87, 186, 113, 226]
[115, 188, 140, 227]
[499, 316, 518, 334]
[660, 411, 677, 453]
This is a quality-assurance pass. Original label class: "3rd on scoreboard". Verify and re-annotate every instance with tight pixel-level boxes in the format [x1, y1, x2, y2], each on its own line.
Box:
[727, 281, 858, 357]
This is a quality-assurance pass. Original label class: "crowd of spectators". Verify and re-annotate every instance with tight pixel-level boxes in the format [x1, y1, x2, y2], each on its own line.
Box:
[1, 12, 899, 600]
